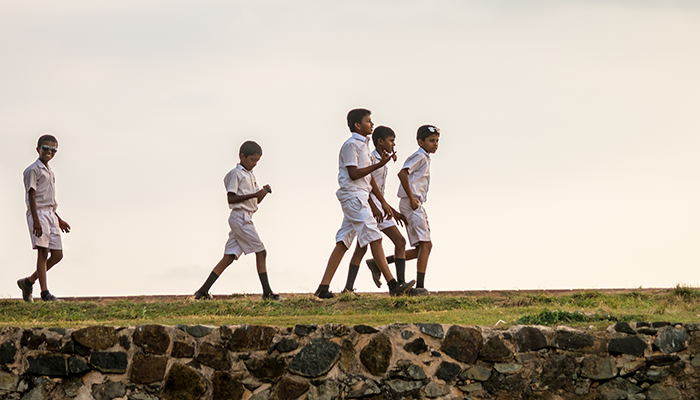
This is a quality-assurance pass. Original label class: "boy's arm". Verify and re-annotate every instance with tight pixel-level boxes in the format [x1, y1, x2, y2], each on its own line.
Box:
[227, 185, 270, 205]
[370, 176, 393, 220]
[346, 150, 393, 181]
[55, 213, 71, 233]
[398, 168, 419, 210]
[27, 189, 42, 237]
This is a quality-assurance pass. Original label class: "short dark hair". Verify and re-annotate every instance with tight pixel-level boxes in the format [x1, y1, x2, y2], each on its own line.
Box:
[347, 108, 371, 132]
[372, 125, 395, 147]
[37, 134, 58, 147]
[239, 140, 262, 157]
[417, 125, 440, 141]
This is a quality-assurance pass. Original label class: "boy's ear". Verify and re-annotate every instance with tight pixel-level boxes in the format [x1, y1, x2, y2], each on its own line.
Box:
[354, 122, 362, 132]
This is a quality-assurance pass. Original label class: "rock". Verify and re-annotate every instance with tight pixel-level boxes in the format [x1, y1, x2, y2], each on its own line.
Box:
[197, 342, 231, 371]
[385, 379, 423, 394]
[538, 354, 577, 391]
[581, 356, 618, 380]
[635, 367, 670, 383]
[228, 325, 277, 351]
[646, 383, 682, 399]
[133, 325, 170, 355]
[440, 325, 482, 364]
[22, 331, 60, 351]
[288, 339, 341, 378]
[400, 330, 414, 340]
[691, 354, 700, 367]
[430, 350, 441, 357]
[416, 323, 444, 339]
[171, 340, 195, 358]
[480, 336, 513, 362]
[614, 322, 637, 335]
[308, 379, 342, 400]
[212, 371, 245, 400]
[596, 378, 642, 399]
[482, 371, 526, 395]
[403, 337, 428, 355]
[244, 356, 287, 382]
[293, 324, 317, 337]
[323, 323, 350, 338]
[638, 328, 658, 336]
[460, 365, 491, 381]
[72, 326, 118, 350]
[90, 351, 128, 373]
[59, 377, 83, 398]
[645, 355, 680, 366]
[339, 339, 356, 373]
[435, 361, 461, 382]
[553, 330, 594, 350]
[353, 325, 378, 334]
[0, 341, 17, 364]
[654, 326, 689, 354]
[608, 336, 648, 356]
[26, 354, 68, 376]
[514, 326, 548, 352]
[176, 325, 213, 338]
[119, 335, 131, 350]
[423, 381, 449, 398]
[619, 358, 646, 375]
[162, 363, 207, 400]
[68, 355, 91, 375]
[458, 382, 483, 393]
[359, 333, 392, 376]
[652, 322, 670, 328]
[0, 371, 18, 392]
[92, 381, 126, 400]
[130, 352, 168, 384]
[388, 360, 427, 380]
[343, 375, 381, 398]
[271, 337, 298, 353]
[22, 377, 55, 400]
[242, 377, 263, 391]
[271, 376, 309, 400]
[494, 363, 522, 374]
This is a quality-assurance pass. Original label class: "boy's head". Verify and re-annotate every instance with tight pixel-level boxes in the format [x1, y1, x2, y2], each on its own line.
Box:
[416, 125, 440, 154]
[346, 108, 373, 136]
[372, 125, 396, 154]
[36, 134, 59, 164]
[239, 140, 262, 171]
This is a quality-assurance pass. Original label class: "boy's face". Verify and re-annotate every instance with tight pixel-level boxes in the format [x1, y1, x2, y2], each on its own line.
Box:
[240, 153, 261, 171]
[36, 141, 58, 164]
[354, 115, 374, 137]
[376, 135, 396, 154]
[418, 134, 439, 154]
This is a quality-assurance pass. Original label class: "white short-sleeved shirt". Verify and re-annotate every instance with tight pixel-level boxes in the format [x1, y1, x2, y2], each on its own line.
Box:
[370, 150, 388, 196]
[336, 132, 373, 203]
[397, 147, 431, 203]
[224, 164, 259, 213]
[23, 159, 57, 211]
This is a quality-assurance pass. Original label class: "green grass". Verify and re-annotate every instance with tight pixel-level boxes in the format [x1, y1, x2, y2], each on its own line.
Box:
[1, 288, 699, 329]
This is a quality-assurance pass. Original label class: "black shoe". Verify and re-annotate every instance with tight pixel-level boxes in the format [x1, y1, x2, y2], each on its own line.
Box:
[17, 278, 34, 302]
[341, 288, 360, 297]
[194, 291, 213, 300]
[366, 259, 382, 288]
[40, 291, 62, 302]
[389, 279, 416, 297]
[314, 288, 336, 299]
[408, 287, 430, 297]
[262, 292, 281, 301]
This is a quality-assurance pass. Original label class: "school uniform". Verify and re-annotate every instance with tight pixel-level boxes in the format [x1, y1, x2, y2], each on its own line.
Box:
[223, 164, 265, 258]
[23, 159, 62, 250]
[370, 149, 396, 231]
[335, 132, 382, 249]
[398, 147, 432, 246]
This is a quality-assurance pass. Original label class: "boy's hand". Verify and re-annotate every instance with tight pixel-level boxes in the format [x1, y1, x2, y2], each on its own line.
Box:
[58, 219, 71, 233]
[32, 222, 43, 237]
[369, 200, 383, 224]
[381, 201, 394, 220]
[410, 198, 420, 211]
[378, 150, 393, 166]
[393, 209, 407, 227]
[255, 189, 268, 202]
[263, 184, 272, 194]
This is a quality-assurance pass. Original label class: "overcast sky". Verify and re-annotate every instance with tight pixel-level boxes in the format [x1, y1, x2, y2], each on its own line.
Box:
[1, 1, 699, 298]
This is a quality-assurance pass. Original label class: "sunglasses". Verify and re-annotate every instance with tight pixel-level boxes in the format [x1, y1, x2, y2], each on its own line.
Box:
[40, 145, 58, 153]
[427, 126, 440, 134]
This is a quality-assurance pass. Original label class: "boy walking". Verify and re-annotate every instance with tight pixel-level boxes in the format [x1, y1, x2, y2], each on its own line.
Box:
[17, 134, 71, 302]
[194, 141, 280, 301]
[315, 109, 415, 298]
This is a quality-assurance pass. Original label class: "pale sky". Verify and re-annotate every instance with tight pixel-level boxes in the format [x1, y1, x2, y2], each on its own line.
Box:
[1, 1, 699, 297]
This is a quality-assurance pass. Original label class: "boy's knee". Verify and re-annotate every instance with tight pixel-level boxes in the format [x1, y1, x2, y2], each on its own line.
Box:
[256, 250, 267, 258]
[51, 251, 64, 262]
[421, 241, 433, 252]
[395, 236, 407, 248]
[37, 248, 49, 260]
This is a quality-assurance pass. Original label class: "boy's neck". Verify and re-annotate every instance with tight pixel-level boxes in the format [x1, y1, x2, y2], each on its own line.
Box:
[353, 131, 370, 138]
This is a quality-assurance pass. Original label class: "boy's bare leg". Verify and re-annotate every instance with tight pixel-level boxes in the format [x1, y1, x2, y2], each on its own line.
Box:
[29, 249, 63, 286]
[35, 248, 50, 292]
[320, 242, 348, 285]
[415, 241, 432, 289]
[212, 254, 236, 275]
[405, 248, 419, 261]
[196, 254, 236, 299]
[255, 250, 267, 273]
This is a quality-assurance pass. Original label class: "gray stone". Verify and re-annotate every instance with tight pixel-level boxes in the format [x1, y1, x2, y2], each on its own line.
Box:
[293, 324, 317, 337]
[353, 325, 378, 334]
[435, 361, 461, 382]
[92, 381, 127, 400]
[645, 355, 680, 366]
[403, 337, 428, 355]
[638, 328, 658, 335]
[581, 356, 618, 380]
[646, 383, 682, 399]
[228, 325, 277, 351]
[0, 371, 18, 392]
[359, 333, 392, 376]
[68, 355, 91, 375]
[323, 323, 350, 338]
[480, 336, 513, 362]
[21, 377, 54, 400]
[133, 325, 170, 355]
[176, 324, 213, 338]
[460, 365, 491, 381]
[652, 322, 670, 328]
[608, 336, 647, 356]
[494, 363, 522, 374]
[171, 340, 194, 358]
[385, 379, 423, 393]
[423, 381, 449, 398]
[129, 394, 160, 400]
[538, 354, 577, 391]
[271, 337, 298, 353]
[26, 354, 68, 376]
[72, 326, 118, 350]
[635, 367, 670, 383]
[416, 323, 444, 339]
[197, 342, 231, 370]
[244, 356, 286, 383]
[288, 339, 341, 378]
[249, 388, 271, 400]
[162, 363, 207, 400]
[514, 326, 548, 352]
[119, 334, 131, 350]
[458, 382, 483, 393]
[553, 330, 594, 350]
[345, 376, 381, 398]
[212, 371, 245, 400]
[691, 354, 700, 367]
[242, 377, 263, 391]
[90, 351, 128, 373]
[400, 330, 414, 340]
[271, 376, 309, 400]
[338, 339, 356, 373]
[60, 378, 83, 397]
[308, 379, 342, 400]
[614, 322, 637, 335]
[482, 370, 526, 394]
[653, 326, 689, 354]
[440, 325, 482, 364]
[130, 352, 168, 384]
[388, 360, 427, 380]
[0, 341, 17, 364]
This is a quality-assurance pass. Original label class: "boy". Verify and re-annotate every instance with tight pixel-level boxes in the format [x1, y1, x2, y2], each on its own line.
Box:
[342, 126, 414, 294]
[194, 140, 280, 301]
[17, 134, 71, 302]
[315, 109, 415, 298]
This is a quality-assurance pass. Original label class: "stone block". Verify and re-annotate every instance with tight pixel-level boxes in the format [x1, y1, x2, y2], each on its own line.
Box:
[212, 371, 245, 400]
[244, 356, 286, 383]
[514, 326, 547, 352]
[26, 354, 68, 376]
[90, 351, 128, 373]
[271, 376, 309, 400]
[359, 333, 392, 376]
[227, 325, 277, 351]
[130, 352, 167, 384]
[133, 325, 170, 355]
[440, 325, 482, 364]
[288, 339, 340, 378]
[162, 363, 207, 400]
[197, 342, 231, 371]
[72, 326, 117, 350]
[403, 337, 428, 355]
[608, 336, 647, 356]
[416, 323, 444, 339]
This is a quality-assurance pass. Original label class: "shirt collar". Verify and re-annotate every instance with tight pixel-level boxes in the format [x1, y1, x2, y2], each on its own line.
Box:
[417, 147, 431, 159]
[236, 163, 252, 173]
[35, 159, 50, 171]
[351, 132, 370, 144]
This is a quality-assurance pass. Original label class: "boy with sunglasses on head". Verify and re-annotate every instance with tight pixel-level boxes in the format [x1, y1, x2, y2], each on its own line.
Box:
[194, 140, 280, 301]
[17, 134, 71, 302]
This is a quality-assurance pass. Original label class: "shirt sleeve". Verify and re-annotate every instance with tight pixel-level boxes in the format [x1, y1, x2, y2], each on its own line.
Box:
[225, 170, 239, 194]
[23, 167, 37, 193]
[401, 153, 424, 174]
[339, 142, 359, 168]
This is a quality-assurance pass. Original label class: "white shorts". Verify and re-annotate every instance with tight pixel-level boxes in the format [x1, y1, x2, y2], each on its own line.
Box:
[27, 209, 63, 250]
[399, 198, 431, 247]
[335, 196, 382, 249]
[224, 209, 265, 258]
[370, 194, 396, 231]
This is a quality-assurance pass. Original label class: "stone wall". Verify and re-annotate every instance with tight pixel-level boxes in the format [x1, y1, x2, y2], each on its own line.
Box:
[1, 321, 699, 400]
